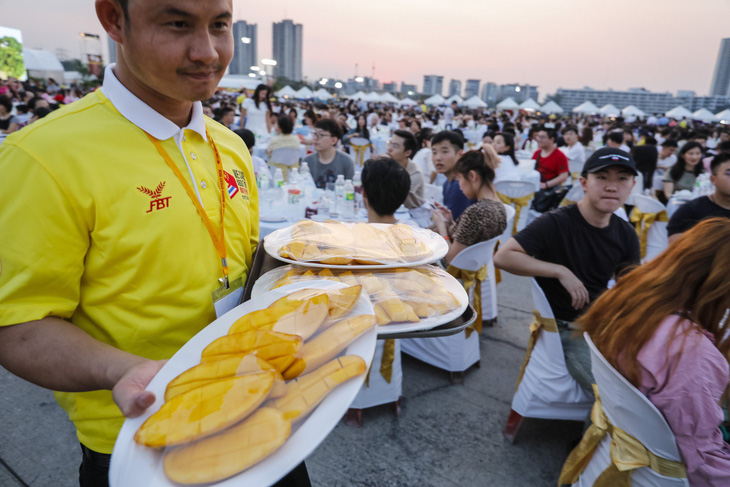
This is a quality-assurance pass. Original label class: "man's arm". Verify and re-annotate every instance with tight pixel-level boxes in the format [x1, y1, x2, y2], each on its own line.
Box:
[541, 171, 569, 190]
[0, 318, 164, 418]
[494, 237, 589, 310]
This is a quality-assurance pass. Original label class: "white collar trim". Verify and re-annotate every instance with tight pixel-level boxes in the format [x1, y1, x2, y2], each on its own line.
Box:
[100, 64, 207, 141]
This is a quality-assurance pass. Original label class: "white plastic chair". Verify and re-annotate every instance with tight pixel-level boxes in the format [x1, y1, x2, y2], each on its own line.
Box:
[568, 157, 585, 186]
[269, 147, 301, 181]
[350, 339, 402, 410]
[348, 136, 371, 166]
[424, 183, 443, 204]
[573, 333, 689, 486]
[633, 194, 668, 262]
[401, 237, 501, 377]
[624, 172, 645, 206]
[500, 204, 516, 244]
[504, 279, 594, 442]
[561, 183, 584, 206]
[495, 180, 537, 235]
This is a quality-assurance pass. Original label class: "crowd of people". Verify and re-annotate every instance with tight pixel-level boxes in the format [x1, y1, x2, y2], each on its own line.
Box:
[2, 14, 730, 482]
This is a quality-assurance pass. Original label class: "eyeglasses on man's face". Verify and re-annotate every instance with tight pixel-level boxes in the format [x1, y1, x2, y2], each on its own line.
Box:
[312, 131, 333, 139]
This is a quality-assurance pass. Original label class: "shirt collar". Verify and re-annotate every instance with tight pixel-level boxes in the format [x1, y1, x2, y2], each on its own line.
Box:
[100, 64, 207, 142]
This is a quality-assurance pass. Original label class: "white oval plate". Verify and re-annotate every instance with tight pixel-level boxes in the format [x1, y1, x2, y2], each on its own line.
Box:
[263, 222, 448, 270]
[250, 265, 468, 337]
[109, 280, 376, 487]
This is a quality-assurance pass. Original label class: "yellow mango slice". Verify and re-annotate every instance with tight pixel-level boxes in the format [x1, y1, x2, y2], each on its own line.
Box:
[134, 371, 275, 448]
[229, 296, 305, 335]
[273, 355, 367, 423]
[288, 285, 362, 321]
[338, 271, 359, 287]
[271, 294, 329, 340]
[201, 330, 301, 364]
[379, 292, 420, 323]
[163, 407, 290, 485]
[282, 314, 376, 380]
[373, 303, 392, 326]
[318, 247, 352, 265]
[389, 278, 424, 293]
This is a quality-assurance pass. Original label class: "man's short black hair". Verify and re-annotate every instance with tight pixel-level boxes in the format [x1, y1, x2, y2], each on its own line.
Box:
[314, 119, 342, 141]
[15, 104, 28, 115]
[710, 152, 730, 174]
[562, 125, 578, 136]
[607, 130, 624, 145]
[661, 139, 678, 148]
[116, 0, 130, 21]
[32, 107, 51, 120]
[0, 95, 12, 113]
[361, 158, 411, 216]
[233, 128, 256, 151]
[431, 130, 464, 151]
[277, 115, 294, 135]
[537, 126, 556, 141]
[716, 140, 730, 153]
[393, 129, 418, 157]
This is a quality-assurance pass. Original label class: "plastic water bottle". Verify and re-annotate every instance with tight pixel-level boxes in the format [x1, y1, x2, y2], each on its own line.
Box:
[273, 168, 285, 189]
[333, 175, 346, 218]
[352, 170, 362, 210]
[343, 179, 355, 218]
[289, 167, 300, 186]
[258, 171, 270, 191]
[300, 162, 316, 188]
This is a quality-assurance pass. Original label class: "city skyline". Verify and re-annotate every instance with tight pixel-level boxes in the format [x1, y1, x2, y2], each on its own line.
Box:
[3, 0, 730, 97]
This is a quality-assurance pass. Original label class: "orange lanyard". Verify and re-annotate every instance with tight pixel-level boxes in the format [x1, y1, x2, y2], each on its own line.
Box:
[145, 129, 230, 288]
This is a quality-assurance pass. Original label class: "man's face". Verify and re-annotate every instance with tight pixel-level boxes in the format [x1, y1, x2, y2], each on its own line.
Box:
[336, 114, 346, 125]
[711, 161, 730, 197]
[202, 105, 213, 117]
[114, 0, 233, 103]
[536, 131, 553, 149]
[659, 145, 676, 158]
[580, 167, 635, 214]
[432, 140, 461, 174]
[312, 128, 336, 152]
[720, 132, 729, 143]
[386, 134, 410, 162]
[563, 130, 578, 145]
[221, 110, 234, 126]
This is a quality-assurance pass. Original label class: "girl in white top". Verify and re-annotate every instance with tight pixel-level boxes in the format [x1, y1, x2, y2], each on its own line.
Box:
[491, 132, 521, 182]
[241, 84, 272, 137]
[413, 128, 437, 184]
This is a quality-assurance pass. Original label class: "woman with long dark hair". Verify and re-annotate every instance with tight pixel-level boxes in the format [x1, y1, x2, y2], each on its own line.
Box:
[577, 218, 730, 485]
[663, 141, 704, 196]
[241, 84, 272, 137]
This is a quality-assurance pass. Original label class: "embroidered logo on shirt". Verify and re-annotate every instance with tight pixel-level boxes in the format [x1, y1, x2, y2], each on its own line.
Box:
[138, 181, 172, 213]
[231, 169, 250, 200]
[224, 171, 239, 199]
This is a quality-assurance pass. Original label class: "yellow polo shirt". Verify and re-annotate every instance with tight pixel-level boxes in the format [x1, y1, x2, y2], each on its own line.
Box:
[0, 80, 259, 453]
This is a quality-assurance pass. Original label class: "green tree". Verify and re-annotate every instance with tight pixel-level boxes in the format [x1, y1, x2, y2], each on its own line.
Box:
[0, 36, 25, 79]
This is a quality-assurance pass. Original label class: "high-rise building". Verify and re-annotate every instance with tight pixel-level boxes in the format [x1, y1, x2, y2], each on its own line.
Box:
[480, 82, 498, 106]
[382, 82, 398, 93]
[272, 19, 303, 81]
[498, 83, 539, 104]
[465, 79, 480, 99]
[710, 38, 730, 96]
[553, 86, 730, 113]
[229, 21, 257, 75]
[423, 75, 444, 96]
[448, 79, 462, 97]
[400, 82, 417, 95]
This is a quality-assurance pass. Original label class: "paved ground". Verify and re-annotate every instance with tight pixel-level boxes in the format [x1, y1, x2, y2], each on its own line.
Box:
[0, 273, 583, 487]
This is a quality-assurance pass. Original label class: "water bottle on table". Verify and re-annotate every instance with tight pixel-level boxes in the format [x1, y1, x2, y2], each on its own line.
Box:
[343, 179, 355, 219]
[332, 175, 345, 218]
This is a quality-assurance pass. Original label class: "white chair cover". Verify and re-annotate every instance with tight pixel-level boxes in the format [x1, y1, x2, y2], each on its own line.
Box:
[495, 180, 536, 234]
[510, 279, 593, 420]
[350, 339, 403, 409]
[269, 147, 301, 166]
[575, 334, 689, 486]
[424, 183, 443, 204]
[500, 204, 516, 244]
[633, 194, 669, 262]
[348, 136, 371, 166]
[625, 172, 645, 206]
[563, 183, 584, 204]
[452, 237, 501, 322]
[568, 157, 585, 185]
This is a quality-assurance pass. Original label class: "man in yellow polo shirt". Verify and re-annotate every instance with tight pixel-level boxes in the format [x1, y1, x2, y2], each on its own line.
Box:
[0, 1, 314, 486]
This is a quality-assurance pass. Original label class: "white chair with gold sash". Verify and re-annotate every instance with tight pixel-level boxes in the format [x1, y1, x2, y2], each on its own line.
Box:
[560, 183, 585, 207]
[269, 147, 301, 182]
[401, 237, 500, 379]
[630, 194, 668, 262]
[499, 203, 516, 245]
[504, 279, 593, 443]
[559, 333, 688, 486]
[348, 136, 371, 167]
[568, 156, 585, 186]
[495, 180, 537, 235]
[348, 339, 402, 421]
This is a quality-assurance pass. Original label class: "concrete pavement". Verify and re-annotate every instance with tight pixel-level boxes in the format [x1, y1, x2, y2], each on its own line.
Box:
[0, 273, 584, 487]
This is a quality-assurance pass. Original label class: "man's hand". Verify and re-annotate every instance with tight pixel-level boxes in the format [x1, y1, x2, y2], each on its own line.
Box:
[112, 359, 167, 418]
[557, 267, 589, 310]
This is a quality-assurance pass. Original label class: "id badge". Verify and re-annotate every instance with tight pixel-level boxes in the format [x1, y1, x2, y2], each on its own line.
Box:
[212, 277, 244, 318]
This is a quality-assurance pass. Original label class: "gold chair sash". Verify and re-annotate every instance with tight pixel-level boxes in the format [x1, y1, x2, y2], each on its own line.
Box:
[559, 385, 687, 486]
[494, 241, 502, 285]
[350, 143, 369, 167]
[629, 208, 669, 259]
[571, 171, 581, 182]
[514, 310, 558, 390]
[269, 161, 299, 182]
[446, 264, 488, 338]
[560, 197, 576, 207]
[365, 339, 397, 386]
[498, 192, 534, 235]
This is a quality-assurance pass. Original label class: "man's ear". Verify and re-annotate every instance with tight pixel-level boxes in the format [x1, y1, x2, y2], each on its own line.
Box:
[96, 0, 125, 44]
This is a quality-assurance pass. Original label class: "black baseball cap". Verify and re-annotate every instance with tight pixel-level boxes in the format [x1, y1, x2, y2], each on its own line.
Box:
[583, 147, 638, 176]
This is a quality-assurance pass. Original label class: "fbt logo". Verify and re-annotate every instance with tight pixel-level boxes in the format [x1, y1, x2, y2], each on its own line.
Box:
[137, 181, 172, 213]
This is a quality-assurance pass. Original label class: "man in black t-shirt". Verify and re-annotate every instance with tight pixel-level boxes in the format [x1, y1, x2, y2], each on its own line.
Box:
[667, 153, 730, 244]
[495, 148, 640, 392]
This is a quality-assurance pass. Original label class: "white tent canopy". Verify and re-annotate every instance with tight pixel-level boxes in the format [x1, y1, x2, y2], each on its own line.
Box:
[692, 108, 718, 123]
[314, 88, 333, 100]
[445, 95, 464, 105]
[275, 85, 297, 97]
[519, 98, 541, 111]
[599, 104, 620, 116]
[424, 94, 446, 106]
[540, 100, 564, 114]
[362, 91, 380, 102]
[399, 97, 418, 106]
[218, 76, 262, 90]
[379, 92, 400, 104]
[622, 105, 646, 117]
[572, 101, 600, 114]
[463, 95, 487, 108]
[294, 86, 314, 99]
[716, 109, 730, 123]
[665, 106, 692, 119]
[23, 48, 64, 80]
[348, 91, 367, 100]
[496, 97, 519, 110]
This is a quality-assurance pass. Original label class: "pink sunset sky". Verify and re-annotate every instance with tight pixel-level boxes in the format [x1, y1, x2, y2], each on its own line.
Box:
[4, 0, 730, 98]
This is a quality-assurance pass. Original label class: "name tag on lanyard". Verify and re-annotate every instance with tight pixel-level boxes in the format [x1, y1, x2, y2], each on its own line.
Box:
[212, 277, 244, 318]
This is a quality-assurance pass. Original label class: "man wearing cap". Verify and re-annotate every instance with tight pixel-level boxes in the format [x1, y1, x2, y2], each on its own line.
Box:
[495, 147, 640, 392]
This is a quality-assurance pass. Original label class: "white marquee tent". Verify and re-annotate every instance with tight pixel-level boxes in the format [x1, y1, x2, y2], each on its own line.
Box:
[716, 109, 730, 123]
[622, 105, 646, 118]
[314, 88, 333, 100]
[599, 104, 620, 116]
[294, 86, 315, 99]
[379, 92, 400, 104]
[692, 108, 718, 123]
[445, 95, 464, 105]
[23, 48, 64, 81]
[540, 100, 564, 114]
[519, 98, 541, 111]
[399, 97, 419, 106]
[496, 97, 519, 110]
[463, 95, 487, 108]
[665, 106, 692, 119]
[424, 94, 446, 106]
[275, 85, 297, 97]
[572, 101, 600, 114]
